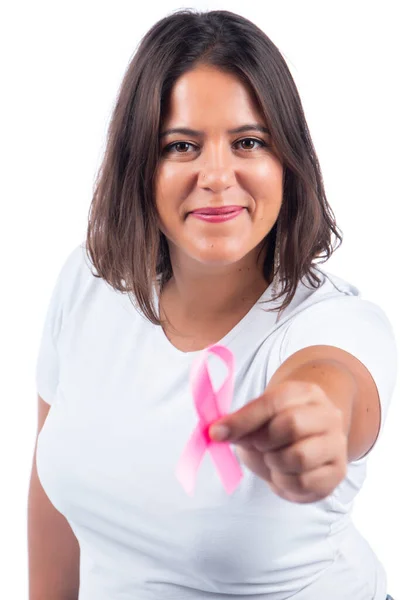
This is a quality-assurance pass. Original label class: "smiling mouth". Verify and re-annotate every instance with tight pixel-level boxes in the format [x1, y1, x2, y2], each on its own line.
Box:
[189, 207, 245, 222]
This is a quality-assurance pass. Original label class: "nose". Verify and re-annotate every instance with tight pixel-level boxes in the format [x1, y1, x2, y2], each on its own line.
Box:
[199, 169, 235, 191]
[198, 141, 236, 191]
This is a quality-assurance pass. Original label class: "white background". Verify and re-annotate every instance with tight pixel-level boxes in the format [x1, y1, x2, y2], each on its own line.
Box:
[1, 1, 399, 597]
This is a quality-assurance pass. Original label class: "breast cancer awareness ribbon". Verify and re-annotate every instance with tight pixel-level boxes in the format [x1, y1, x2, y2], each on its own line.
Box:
[175, 344, 244, 496]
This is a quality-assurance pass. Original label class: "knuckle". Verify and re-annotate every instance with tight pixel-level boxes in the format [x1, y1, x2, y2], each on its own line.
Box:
[333, 406, 344, 423]
[313, 491, 328, 502]
[285, 412, 301, 437]
[309, 381, 323, 397]
[336, 433, 348, 460]
[292, 447, 308, 471]
[340, 432, 348, 449]
[297, 472, 310, 492]
[338, 460, 348, 481]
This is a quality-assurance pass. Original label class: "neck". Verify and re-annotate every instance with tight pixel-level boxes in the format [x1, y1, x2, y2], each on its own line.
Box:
[158, 244, 271, 328]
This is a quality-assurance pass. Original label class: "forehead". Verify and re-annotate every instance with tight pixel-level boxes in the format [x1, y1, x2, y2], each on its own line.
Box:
[163, 66, 264, 127]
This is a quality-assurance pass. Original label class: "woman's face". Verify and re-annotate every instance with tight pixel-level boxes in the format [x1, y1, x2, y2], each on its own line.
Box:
[155, 65, 284, 272]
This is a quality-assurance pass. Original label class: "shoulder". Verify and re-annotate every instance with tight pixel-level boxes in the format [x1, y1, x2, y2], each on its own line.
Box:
[291, 266, 391, 328]
[53, 242, 99, 320]
[269, 266, 396, 365]
[282, 264, 394, 340]
[61, 242, 93, 278]
[269, 266, 361, 332]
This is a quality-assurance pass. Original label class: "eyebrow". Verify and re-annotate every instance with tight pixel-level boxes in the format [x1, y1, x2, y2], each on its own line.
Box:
[159, 123, 270, 139]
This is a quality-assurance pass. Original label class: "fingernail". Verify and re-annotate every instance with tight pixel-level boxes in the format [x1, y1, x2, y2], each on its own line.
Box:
[210, 424, 230, 441]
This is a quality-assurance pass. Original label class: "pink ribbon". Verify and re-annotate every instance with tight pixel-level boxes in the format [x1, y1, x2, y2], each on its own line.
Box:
[175, 344, 244, 496]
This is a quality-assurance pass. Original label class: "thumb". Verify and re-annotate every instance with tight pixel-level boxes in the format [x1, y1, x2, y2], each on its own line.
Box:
[209, 380, 306, 442]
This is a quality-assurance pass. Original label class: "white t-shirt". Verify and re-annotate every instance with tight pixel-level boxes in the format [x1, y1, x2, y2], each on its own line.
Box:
[35, 243, 398, 600]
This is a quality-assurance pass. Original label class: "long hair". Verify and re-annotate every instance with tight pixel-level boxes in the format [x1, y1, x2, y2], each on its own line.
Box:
[85, 8, 343, 325]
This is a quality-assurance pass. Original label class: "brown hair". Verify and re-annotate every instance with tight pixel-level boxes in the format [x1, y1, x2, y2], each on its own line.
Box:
[85, 8, 343, 325]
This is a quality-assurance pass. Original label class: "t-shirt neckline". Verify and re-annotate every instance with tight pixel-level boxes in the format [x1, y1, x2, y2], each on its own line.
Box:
[152, 278, 276, 359]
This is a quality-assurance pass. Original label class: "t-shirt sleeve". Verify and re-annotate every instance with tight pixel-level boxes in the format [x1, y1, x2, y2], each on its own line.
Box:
[278, 296, 398, 459]
[35, 244, 83, 405]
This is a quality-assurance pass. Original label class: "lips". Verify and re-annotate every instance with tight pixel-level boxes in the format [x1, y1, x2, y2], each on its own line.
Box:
[190, 205, 244, 215]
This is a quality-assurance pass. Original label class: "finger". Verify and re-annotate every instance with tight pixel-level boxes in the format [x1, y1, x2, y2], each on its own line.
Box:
[263, 432, 348, 475]
[262, 464, 325, 503]
[210, 380, 319, 442]
[248, 402, 342, 453]
[269, 461, 347, 501]
[236, 446, 273, 482]
[267, 479, 318, 504]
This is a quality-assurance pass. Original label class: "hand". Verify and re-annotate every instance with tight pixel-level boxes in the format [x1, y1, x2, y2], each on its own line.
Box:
[208, 380, 348, 503]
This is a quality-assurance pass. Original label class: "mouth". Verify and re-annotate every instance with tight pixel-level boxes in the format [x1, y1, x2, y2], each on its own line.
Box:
[190, 205, 245, 216]
[189, 207, 245, 223]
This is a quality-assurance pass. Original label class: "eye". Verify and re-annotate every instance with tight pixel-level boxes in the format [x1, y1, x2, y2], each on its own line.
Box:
[162, 137, 268, 155]
[163, 141, 197, 154]
[234, 137, 267, 151]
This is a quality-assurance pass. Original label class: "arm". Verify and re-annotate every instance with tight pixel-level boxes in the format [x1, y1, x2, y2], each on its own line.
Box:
[28, 395, 80, 600]
[267, 344, 381, 463]
[209, 343, 383, 501]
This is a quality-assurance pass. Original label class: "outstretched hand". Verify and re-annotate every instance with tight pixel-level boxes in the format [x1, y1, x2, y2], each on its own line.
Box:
[208, 380, 348, 503]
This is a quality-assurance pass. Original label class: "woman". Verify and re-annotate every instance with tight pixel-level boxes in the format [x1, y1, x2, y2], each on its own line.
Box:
[30, 8, 397, 600]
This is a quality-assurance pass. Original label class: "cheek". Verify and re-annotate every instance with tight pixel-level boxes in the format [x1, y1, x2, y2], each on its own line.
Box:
[155, 166, 184, 214]
[255, 166, 283, 211]
[154, 175, 184, 239]
[242, 159, 283, 199]
[252, 160, 283, 191]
